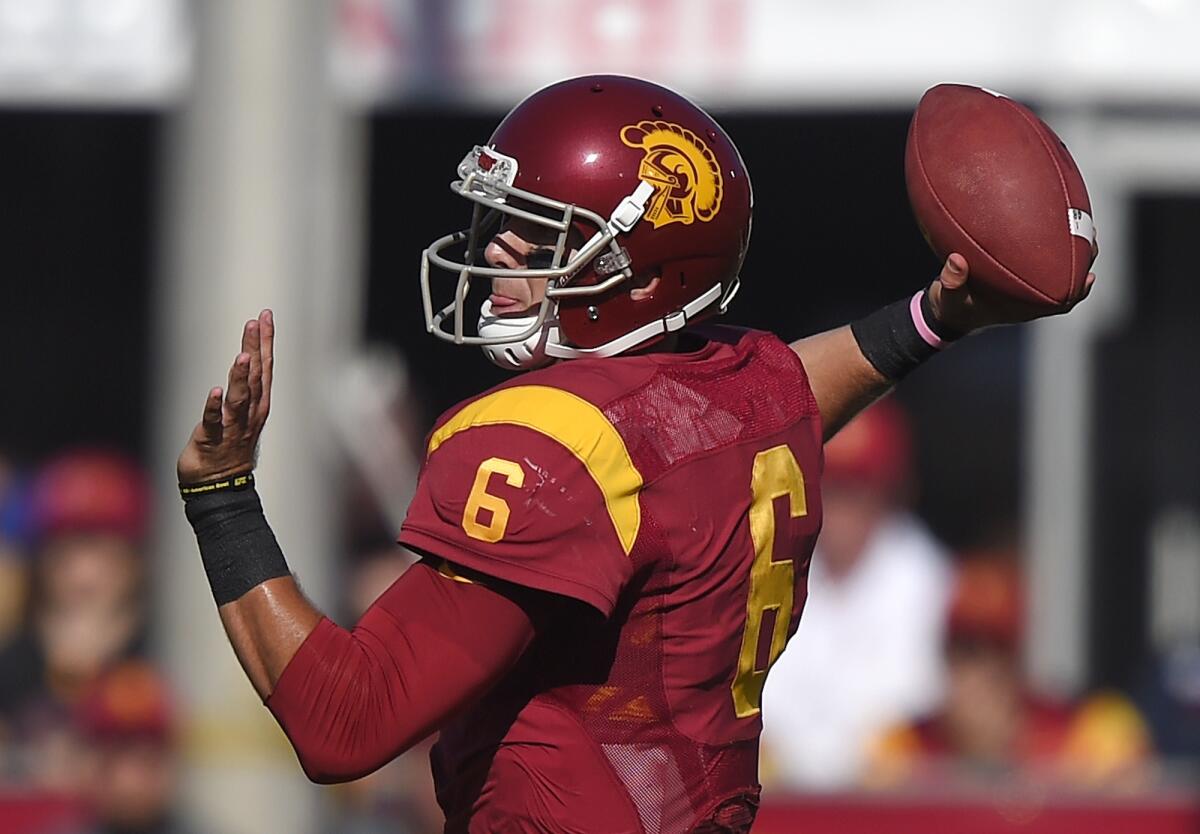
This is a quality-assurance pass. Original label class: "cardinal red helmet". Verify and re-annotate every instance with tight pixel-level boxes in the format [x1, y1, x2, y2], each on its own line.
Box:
[421, 74, 753, 369]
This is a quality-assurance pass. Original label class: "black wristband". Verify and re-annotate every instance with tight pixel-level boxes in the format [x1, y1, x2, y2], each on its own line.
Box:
[850, 290, 960, 381]
[183, 486, 290, 606]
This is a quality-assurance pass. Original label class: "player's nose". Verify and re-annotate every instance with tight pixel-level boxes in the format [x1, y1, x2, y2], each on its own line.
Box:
[484, 233, 524, 270]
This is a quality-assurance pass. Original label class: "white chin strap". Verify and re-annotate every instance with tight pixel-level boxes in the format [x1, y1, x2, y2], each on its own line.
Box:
[477, 299, 557, 371]
[477, 282, 728, 371]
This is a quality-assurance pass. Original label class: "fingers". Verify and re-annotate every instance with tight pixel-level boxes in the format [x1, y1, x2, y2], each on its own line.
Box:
[939, 253, 969, 292]
[224, 352, 252, 425]
[236, 311, 276, 425]
[201, 387, 224, 442]
[183, 314, 273, 484]
[259, 309, 274, 417]
[223, 311, 273, 430]
[243, 318, 263, 409]
[1061, 272, 1097, 313]
[1078, 271, 1097, 304]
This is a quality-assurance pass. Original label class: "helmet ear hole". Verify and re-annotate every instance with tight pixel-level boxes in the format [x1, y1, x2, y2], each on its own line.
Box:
[629, 275, 660, 302]
[628, 270, 658, 290]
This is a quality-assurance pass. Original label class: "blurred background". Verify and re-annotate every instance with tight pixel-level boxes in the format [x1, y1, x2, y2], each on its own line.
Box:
[0, 1, 1198, 833]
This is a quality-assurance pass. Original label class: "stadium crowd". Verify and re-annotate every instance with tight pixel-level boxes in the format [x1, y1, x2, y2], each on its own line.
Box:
[0, 398, 1193, 833]
[0, 450, 196, 834]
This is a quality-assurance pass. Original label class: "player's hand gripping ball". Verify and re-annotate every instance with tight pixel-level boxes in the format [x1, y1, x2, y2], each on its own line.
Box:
[906, 84, 1096, 315]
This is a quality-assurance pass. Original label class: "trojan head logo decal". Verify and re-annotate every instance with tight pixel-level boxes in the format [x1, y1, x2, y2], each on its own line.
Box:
[619, 120, 723, 229]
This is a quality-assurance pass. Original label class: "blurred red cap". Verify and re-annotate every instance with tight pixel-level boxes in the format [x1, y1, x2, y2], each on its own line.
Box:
[947, 557, 1023, 648]
[823, 397, 912, 492]
[75, 661, 175, 743]
[29, 451, 150, 543]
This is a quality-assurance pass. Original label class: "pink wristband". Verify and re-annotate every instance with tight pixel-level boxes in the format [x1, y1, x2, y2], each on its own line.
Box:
[910, 291, 947, 349]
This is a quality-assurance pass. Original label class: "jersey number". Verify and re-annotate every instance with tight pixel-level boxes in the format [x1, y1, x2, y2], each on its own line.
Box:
[731, 444, 808, 718]
[462, 457, 524, 543]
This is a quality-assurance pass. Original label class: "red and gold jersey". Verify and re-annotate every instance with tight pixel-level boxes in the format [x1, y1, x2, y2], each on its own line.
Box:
[399, 326, 823, 834]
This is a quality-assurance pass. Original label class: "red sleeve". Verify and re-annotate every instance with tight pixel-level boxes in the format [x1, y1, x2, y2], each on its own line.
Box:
[399, 422, 638, 616]
[264, 560, 535, 784]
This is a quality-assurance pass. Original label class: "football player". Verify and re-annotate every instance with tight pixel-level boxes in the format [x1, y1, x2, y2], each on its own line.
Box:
[178, 76, 1094, 833]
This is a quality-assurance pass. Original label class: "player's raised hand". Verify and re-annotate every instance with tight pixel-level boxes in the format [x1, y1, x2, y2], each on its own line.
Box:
[928, 246, 1097, 335]
[177, 310, 275, 485]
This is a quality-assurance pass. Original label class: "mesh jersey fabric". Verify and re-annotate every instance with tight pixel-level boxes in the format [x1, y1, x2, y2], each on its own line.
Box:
[399, 325, 824, 834]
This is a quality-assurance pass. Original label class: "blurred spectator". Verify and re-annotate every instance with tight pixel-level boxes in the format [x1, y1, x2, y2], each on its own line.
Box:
[62, 660, 207, 834]
[0, 450, 151, 788]
[869, 556, 1154, 790]
[762, 398, 952, 789]
[0, 458, 32, 778]
[0, 459, 31, 649]
[324, 545, 441, 834]
[1136, 641, 1200, 762]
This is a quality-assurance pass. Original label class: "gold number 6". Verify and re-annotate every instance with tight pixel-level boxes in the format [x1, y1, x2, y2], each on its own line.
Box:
[731, 444, 808, 718]
[462, 457, 525, 543]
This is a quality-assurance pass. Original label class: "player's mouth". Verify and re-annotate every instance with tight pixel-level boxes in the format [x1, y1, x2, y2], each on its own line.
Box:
[488, 293, 533, 317]
[487, 296, 525, 316]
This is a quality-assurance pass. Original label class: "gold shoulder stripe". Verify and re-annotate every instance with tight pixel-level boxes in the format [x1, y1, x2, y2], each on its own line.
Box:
[427, 385, 642, 555]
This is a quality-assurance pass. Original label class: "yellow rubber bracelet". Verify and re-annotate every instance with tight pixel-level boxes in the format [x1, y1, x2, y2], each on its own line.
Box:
[179, 473, 255, 498]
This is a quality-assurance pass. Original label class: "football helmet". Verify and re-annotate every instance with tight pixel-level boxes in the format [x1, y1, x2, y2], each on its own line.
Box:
[421, 75, 753, 370]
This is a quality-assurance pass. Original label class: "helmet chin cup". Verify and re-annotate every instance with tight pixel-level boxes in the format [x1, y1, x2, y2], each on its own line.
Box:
[477, 299, 558, 371]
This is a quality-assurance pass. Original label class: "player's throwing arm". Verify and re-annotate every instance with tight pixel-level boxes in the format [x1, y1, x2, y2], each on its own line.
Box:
[793, 84, 1096, 439]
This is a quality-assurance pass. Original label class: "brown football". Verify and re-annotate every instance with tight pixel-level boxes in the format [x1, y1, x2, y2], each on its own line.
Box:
[905, 84, 1095, 309]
